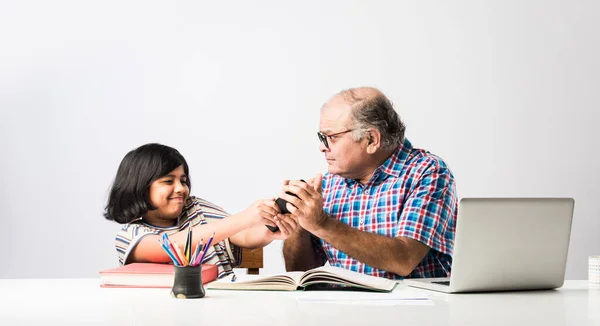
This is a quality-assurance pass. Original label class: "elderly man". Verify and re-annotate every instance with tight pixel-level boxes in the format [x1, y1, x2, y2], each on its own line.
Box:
[279, 87, 457, 279]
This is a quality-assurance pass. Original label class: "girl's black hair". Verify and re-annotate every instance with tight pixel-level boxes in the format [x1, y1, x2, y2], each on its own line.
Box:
[104, 143, 191, 224]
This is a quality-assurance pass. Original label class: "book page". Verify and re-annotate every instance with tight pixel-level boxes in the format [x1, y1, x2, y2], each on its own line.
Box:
[206, 272, 305, 291]
[299, 265, 397, 292]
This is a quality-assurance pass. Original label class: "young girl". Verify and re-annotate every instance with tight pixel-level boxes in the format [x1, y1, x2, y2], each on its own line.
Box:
[104, 143, 297, 278]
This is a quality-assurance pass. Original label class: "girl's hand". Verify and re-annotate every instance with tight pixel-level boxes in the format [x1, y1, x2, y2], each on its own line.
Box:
[242, 198, 279, 228]
[268, 213, 299, 240]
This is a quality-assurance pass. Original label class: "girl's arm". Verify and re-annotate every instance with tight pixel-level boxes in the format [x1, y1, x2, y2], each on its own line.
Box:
[127, 199, 298, 264]
[230, 213, 299, 248]
[127, 211, 258, 264]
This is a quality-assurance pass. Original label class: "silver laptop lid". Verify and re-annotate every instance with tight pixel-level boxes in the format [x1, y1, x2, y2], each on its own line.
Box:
[449, 198, 574, 292]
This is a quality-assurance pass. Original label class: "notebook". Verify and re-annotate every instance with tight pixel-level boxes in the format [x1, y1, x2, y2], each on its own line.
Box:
[99, 263, 218, 288]
[404, 197, 575, 293]
[207, 265, 397, 292]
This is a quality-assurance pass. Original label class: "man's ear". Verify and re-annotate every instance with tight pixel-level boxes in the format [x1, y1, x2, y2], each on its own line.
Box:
[366, 129, 381, 154]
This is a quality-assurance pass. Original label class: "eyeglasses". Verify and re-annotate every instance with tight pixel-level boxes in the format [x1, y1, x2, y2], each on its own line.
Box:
[317, 129, 354, 149]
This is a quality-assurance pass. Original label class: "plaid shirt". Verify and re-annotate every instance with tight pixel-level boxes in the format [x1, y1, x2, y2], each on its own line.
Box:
[317, 138, 457, 279]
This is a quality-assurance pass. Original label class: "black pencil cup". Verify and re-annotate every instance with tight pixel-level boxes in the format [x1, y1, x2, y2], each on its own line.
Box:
[171, 265, 205, 299]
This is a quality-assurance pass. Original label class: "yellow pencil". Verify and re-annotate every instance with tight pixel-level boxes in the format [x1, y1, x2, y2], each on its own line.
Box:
[184, 223, 192, 262]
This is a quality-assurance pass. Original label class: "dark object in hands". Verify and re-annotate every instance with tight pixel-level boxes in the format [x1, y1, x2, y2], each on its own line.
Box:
[267, 179, 306, 232]
[265, 224, 279, 232]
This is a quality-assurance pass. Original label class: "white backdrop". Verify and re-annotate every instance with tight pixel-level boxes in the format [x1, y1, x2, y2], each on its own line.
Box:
[1, 0, 598, 279]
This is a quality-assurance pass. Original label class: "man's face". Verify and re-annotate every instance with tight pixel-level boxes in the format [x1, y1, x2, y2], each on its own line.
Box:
[318, 100, 369, 179]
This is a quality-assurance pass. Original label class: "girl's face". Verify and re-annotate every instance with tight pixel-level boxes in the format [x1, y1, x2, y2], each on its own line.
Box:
[143, 165, 189, 227]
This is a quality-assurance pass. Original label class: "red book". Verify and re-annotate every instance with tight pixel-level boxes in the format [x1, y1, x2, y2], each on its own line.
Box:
[99, 263, 218, 288]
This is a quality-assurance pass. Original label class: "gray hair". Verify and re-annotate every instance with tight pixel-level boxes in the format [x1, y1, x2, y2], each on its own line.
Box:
[339, 88, 406, 151]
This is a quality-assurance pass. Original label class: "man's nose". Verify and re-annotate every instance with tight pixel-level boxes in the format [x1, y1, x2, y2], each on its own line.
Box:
[319, 141, 329, 153]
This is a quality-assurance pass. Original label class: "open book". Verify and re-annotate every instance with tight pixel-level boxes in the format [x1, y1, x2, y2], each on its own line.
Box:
[207, 265, 397, 292]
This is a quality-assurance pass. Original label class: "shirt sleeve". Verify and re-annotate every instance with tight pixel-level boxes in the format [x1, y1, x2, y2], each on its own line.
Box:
[115, 222, 161, 265]
[396, 165, 457, 256]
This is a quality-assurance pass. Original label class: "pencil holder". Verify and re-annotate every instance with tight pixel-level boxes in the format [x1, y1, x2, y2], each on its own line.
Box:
[171, 265, 206, 299]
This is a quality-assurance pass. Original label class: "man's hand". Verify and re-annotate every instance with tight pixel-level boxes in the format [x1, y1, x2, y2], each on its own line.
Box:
[278, 173, 328, 233]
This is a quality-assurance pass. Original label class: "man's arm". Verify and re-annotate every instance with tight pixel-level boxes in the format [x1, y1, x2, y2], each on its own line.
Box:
[281, 175, 427, 275]
[282, 169, 456, 277]
[311, 218, 429, 276]
[282, 227, 325, 271]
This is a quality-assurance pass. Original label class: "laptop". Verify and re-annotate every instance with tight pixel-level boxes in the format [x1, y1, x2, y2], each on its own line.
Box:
[404, 197, 574, 293]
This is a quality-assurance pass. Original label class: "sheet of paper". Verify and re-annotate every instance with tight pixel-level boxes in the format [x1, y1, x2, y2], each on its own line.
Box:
[296, 298, 433, 306]
[293, 287, 432, 306]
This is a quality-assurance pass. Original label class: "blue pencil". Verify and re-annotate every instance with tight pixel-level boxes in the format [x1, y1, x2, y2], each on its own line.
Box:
[158, 240, 181, 266]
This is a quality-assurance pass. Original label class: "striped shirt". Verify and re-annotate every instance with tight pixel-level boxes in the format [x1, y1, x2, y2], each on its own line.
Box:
[115, 196, 241, 279]
[318, 138, 458, 279]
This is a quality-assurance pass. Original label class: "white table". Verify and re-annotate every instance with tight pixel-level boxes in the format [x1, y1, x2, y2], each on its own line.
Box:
[0, 279, 598, 325]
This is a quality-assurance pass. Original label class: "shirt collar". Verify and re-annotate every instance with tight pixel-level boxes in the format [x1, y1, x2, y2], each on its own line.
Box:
[377, 138, 412, 178]
[343, 138, 413, 186]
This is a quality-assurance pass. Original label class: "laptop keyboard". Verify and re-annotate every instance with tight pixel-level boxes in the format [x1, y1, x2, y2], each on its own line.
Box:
[432, 281, 450, 286]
